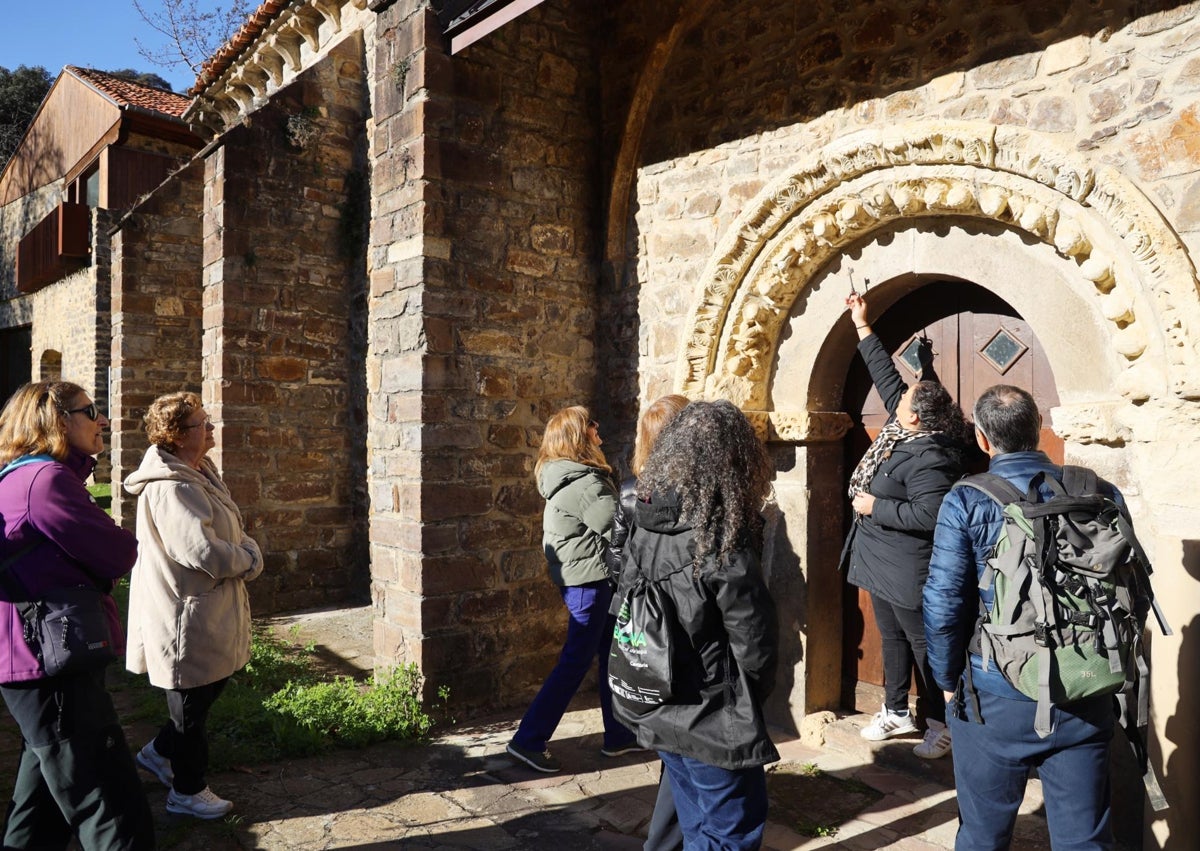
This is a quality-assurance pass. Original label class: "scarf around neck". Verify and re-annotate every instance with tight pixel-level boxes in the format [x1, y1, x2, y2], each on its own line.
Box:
[848, 420, 938, 506]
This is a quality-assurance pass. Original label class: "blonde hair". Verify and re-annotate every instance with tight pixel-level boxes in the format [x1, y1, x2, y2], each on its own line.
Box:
[144, 391, 203, 454]
[535, 405, 611, 480]
[0, 381, 89, 465]
[631, 394, 688, 477]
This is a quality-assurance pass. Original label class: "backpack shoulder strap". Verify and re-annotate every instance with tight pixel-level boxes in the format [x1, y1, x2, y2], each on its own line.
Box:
[1061, 464, 1099, 497]
[953, 472, 1025, 505]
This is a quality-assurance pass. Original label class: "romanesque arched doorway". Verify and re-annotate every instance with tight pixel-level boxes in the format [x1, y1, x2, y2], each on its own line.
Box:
[840, 279, 1061, 705]
[671, 123, 1200, 730]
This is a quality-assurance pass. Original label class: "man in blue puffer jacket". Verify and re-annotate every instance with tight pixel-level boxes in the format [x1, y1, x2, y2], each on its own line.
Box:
[924, 385, 1118, 851]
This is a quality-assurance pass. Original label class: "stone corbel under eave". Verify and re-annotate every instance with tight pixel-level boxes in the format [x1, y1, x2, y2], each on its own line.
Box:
[182, 0, 371, 137]
[743, 411, 854, 444]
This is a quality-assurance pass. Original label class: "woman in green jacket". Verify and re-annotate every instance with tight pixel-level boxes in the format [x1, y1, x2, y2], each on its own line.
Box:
[506, 405, 636, 772]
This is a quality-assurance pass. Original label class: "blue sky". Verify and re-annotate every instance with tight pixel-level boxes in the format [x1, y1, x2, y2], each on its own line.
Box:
[0, 1, 234, 93]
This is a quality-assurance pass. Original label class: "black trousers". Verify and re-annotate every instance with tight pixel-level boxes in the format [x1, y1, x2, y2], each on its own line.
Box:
[152, 677, 228, 795]
[870, 592, 945, 724]
[0, 667, 155, 850]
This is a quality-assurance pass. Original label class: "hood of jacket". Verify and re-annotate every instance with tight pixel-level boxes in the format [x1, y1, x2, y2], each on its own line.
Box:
[537, 459, 605, 500]
[633, 490, 692, 536]
[124, 446, 243, 522]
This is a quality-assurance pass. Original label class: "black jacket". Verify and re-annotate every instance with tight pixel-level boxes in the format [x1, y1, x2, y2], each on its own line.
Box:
[612, 492, 780, 770]
[840, 333, 964, 610]
[602, 476, 637, 615]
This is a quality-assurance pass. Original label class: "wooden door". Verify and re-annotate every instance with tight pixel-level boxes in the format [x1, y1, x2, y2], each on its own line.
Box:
[841, 290, 1061, 699]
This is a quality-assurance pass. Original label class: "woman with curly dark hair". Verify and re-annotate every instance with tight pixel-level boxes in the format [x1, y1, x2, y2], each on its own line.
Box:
[613, 400, 778, 851]
[840, 292, 971, 761]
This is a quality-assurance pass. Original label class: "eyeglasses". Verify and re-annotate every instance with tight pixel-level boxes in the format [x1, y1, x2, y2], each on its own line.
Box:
[64, 403, 99, 421]
[183, 416, 213, 430]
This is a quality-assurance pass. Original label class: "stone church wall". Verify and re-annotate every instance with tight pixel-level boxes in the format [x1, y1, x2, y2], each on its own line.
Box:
[605, 2, 1200, 845]
[109, 159, 206, 527]
[368, 0, 603, 708]
[190, 41, 370, 614]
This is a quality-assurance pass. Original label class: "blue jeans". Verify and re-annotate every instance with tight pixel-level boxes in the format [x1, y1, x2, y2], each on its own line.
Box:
[657, 751, 767, 851]
[512, 580, 633, 751]
[948, 686, 1114, 851]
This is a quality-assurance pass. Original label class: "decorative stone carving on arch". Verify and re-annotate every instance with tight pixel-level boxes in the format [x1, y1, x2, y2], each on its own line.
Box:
[675, 122, 1200, 410]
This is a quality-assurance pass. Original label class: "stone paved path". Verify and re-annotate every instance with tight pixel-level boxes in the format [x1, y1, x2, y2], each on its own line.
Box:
[134, 700, 1053, 850]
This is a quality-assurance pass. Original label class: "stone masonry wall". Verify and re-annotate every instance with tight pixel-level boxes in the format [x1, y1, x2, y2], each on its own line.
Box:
[202, 40, 370, 614]
[0, 182, 61, 302]
[618, 0, 1200, 412]
[109, 159, 206, 528]
[603, 2, 1200, 845]
[368, 0, 602, 709]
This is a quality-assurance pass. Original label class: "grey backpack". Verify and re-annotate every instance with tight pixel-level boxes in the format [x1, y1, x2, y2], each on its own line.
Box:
[956, 466, 1171, 810]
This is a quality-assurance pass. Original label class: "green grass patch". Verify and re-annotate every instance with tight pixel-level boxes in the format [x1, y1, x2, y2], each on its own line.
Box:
[87, 482, 112, 515]
[121, 627, 449, 769]
[107, 585, 448, 769]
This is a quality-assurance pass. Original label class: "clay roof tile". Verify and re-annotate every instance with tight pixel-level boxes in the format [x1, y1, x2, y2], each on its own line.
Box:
[66, 66, 191, 118]
[189, 0, 291, 96]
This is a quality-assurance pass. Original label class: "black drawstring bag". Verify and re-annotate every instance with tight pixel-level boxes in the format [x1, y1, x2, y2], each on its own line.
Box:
[608, 562, 681, 711]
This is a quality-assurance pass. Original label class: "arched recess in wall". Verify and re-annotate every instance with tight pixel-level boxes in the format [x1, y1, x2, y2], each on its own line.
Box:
[39, 349, 62, 382]
[604, 0, 717, 270]
[673, 122, 1200, 715]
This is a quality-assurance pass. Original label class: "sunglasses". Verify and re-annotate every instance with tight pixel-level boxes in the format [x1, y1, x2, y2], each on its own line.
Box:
[183, 416, 213, 430]
[64, 403, 99, 421]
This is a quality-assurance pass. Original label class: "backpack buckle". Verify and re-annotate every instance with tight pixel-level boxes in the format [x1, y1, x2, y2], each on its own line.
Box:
[1034, 622, 1049, 646]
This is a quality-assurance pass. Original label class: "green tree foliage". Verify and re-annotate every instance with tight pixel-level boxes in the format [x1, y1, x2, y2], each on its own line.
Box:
[0, 65, 52, 173]
[103, 68, 174, 92]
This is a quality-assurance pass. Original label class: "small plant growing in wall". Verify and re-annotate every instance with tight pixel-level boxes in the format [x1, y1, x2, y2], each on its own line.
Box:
[285, 106, 321, 150]
[391, 58, 411, 94]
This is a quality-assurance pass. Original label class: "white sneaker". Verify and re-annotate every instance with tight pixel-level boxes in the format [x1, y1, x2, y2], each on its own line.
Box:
[913, 719, 953, 759]
[166, 787, 234, 820]
[860, 704, 918, 741]
[136, 741, 174, 788]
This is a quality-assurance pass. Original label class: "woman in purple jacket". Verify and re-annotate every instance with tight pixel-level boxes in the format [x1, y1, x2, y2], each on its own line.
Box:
[0, 381, 155, 850]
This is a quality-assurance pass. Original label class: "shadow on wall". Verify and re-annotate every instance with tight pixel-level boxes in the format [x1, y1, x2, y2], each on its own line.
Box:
[636, 0, 1175, 169]
[0, 118, 66, 298]
[762, 446, 804, 735]
[1160, 539, 1200, 845]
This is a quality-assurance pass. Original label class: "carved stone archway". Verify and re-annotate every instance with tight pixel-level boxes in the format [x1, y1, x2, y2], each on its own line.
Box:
[677, 122, 1200, 417]
[672, 122, 1200, 724]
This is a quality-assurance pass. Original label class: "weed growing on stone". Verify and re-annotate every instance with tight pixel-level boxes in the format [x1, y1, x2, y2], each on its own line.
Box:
[264, 664, 448, 749]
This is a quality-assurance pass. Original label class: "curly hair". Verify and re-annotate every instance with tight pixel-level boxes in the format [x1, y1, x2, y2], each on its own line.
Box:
[144, 391, 203, 454]
[910, 381, 974, 450]
[631, 394, 688, 477]
[0, 381, 90, 464]
[535, 405, 611, 480]
[637, 400, 772, 568]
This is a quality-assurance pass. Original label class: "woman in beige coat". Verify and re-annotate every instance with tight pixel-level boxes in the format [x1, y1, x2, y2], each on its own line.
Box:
[123, 392, 262, 820]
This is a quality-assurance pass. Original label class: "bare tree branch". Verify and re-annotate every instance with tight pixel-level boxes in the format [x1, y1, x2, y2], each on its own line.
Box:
[132, 0, 252, 76]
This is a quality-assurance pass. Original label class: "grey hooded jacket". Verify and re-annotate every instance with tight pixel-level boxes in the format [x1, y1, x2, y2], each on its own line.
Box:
[537, 459, 616, 586]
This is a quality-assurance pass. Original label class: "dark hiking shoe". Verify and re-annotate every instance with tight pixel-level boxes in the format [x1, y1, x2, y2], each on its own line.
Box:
[506, 741, 561, 773]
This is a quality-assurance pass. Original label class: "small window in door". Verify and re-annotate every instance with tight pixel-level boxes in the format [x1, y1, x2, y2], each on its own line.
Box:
[899, 336, 927, 377]
[980, 328, 1028, 374]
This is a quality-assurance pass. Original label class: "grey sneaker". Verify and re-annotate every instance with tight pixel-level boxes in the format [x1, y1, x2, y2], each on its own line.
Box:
[506, 741, 561, 773]
[913, 719, 953, 759]
[136, 741, 174, 788]
[860, 704, 918, 741]
[166, 787, 233, 820]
